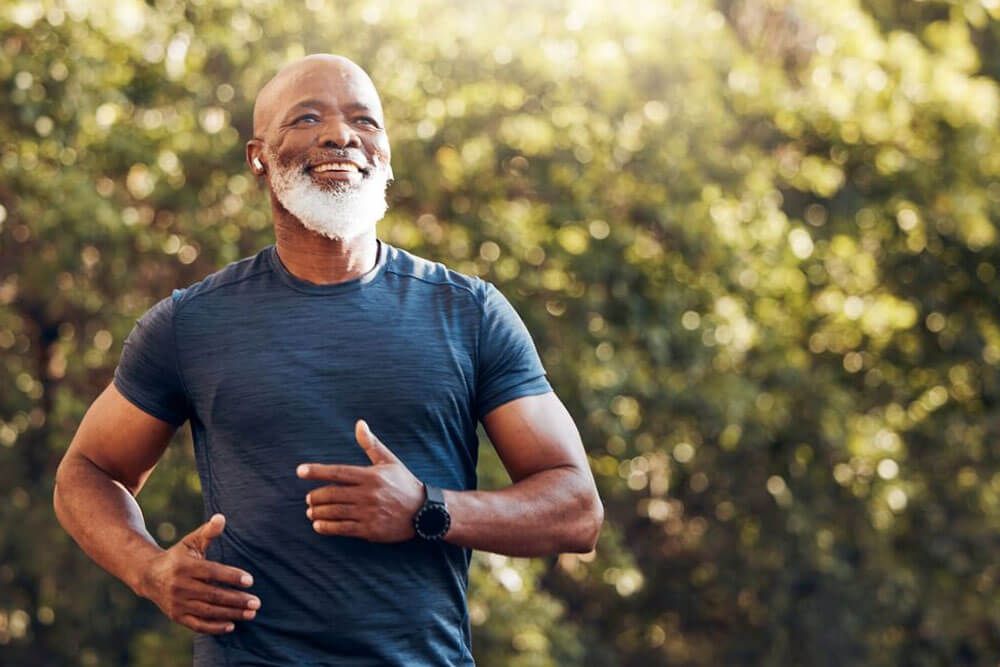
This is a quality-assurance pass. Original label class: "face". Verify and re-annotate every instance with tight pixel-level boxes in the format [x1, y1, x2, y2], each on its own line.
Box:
[249, 58, 393, 241]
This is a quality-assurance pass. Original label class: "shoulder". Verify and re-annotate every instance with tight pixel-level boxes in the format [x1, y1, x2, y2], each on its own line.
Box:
[170, 247, 273, 312]
[384, 244, 490, 309]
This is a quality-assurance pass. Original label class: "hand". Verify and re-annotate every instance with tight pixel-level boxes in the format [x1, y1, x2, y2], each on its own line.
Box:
[137, 514, 261, 635]
[298, 420, 425, 543]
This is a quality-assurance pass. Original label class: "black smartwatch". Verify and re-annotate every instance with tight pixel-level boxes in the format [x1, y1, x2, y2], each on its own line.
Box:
[413, 483, 451, 540]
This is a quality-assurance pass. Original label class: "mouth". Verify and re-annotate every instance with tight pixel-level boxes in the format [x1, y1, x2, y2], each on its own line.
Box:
[307, 160, 369, 177]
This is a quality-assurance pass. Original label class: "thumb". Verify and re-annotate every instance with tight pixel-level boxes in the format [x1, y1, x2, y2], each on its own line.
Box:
[355, 420, 399, 465]
[181, 513, 225, 555]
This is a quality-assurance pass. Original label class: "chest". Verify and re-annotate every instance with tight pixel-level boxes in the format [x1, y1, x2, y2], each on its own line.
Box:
[176, 299, 478, 447]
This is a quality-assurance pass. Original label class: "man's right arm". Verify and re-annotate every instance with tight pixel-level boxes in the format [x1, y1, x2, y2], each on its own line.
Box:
[54, 382, 260, 634]
[53, 381, 176, 594]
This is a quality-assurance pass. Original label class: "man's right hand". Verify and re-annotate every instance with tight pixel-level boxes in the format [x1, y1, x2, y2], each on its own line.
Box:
[138, 513, 260, 635]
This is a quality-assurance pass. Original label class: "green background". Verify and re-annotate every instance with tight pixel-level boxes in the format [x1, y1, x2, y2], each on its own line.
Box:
[2, 0, 999, 664]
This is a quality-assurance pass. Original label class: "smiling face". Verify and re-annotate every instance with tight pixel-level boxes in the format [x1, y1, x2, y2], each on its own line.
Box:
[248, 55, 393, 241]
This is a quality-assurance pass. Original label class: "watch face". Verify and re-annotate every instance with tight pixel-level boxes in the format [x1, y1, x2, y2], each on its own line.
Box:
[417, 504, 450, 539]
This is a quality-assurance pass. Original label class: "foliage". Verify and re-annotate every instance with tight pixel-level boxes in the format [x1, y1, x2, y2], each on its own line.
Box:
[2, 0, 999, 665]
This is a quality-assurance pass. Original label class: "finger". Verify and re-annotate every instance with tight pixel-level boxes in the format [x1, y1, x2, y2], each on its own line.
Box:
[181, 513, 225, 554]
[185, 599, 259, 622]
[179, 614, 235, 635]
[306, 484, 367, 507]
[296, 463, 368, 483]
[308, 503, 361, 522]
[191, 559, 254, 588]
[185, 580, 261, 610]
[355, 419, 399, 464]
[313, 520, 362, 537]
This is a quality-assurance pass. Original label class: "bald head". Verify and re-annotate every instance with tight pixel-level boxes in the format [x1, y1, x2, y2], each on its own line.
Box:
[252, 54, 384, 139]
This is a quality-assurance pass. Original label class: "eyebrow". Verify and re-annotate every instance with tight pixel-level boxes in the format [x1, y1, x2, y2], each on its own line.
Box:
[285, 99, 378, 116]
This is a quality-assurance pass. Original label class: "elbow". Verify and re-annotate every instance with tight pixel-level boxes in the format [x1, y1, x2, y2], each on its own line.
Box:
[563, 490, 604, 554]
[52, 451, 96, 524]
[53, 474, 68, 531]
[53, 454, 74, 525]
[582, 493, 605, 552]
[53, 480, 66, 528]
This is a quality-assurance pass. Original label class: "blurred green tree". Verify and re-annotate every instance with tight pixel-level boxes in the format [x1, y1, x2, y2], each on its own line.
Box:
[1, 0, 998, 665]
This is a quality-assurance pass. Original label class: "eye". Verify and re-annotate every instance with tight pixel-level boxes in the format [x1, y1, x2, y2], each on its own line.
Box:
[294, 114, 319, 124]
[355, 116, 379, 128]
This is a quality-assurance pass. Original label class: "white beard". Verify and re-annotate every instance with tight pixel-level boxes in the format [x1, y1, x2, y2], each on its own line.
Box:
[267, 154, 390, 241]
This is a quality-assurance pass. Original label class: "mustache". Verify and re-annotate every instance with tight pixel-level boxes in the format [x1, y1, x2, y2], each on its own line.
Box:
[268, 150, 393, 184]
[304, 149, 376, 172]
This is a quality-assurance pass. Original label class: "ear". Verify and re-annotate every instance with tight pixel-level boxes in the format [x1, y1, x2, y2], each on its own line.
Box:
[246, 139, 266, 175]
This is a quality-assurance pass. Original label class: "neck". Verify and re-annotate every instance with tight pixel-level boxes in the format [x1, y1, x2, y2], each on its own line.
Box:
[272, 207, 378, 285]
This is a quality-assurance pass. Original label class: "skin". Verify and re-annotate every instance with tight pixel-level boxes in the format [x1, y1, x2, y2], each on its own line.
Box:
[53, 54, 604, 637]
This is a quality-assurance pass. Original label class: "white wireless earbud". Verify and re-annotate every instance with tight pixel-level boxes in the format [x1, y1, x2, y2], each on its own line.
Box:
[253, 157, 263, 171]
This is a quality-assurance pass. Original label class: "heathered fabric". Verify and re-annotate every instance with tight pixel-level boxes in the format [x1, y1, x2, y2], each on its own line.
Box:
[112, 239, 551, 666]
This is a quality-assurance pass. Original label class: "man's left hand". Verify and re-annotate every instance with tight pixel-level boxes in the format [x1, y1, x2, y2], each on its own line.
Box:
[297, 420, 425, 542]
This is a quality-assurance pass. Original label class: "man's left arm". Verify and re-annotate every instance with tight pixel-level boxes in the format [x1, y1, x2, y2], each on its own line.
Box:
[442, 391, 604, 556]
[297, 392, 604, 557]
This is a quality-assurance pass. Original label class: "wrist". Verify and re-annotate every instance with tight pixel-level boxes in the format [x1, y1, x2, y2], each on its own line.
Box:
[127, 543, 165, 598]
[412, 483, 451, 540]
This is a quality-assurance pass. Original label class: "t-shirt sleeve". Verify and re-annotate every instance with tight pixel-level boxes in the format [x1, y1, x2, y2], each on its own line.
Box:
[475, 281, 552, 420]
[113, 293, 191, 426]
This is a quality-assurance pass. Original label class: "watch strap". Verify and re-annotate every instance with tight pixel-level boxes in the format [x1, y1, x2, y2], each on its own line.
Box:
[425, 483, 445, 506]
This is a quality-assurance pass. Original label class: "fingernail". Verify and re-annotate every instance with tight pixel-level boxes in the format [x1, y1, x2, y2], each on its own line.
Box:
[297, 465, 309, 476]
[247, 598, 260, 610]
[226, 624, 235, 632]
[306, 508, 313, 519]
[241, 574, 253, 586]
[244, 610, 256, 619]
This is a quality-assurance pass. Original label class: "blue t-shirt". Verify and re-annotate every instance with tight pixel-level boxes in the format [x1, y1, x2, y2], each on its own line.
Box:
[113, 239, 551, 666]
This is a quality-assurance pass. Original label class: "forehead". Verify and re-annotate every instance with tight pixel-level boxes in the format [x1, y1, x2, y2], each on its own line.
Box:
[271, 63, 383, 117]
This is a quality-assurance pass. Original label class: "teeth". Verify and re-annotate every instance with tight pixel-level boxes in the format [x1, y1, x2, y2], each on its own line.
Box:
[313, 162, 359, 173]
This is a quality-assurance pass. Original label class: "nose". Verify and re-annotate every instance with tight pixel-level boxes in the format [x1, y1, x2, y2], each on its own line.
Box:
[318, 118, 360, 149]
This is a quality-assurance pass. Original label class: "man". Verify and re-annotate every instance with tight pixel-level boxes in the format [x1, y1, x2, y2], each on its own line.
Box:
[53, 54, 603, 666]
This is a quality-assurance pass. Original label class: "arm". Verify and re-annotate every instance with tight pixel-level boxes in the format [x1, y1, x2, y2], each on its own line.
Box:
[54, 382, 259, 634]
[300, 393, 604, 557]
[54, 382, 175, 594]
[442, 391, 604, 556]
